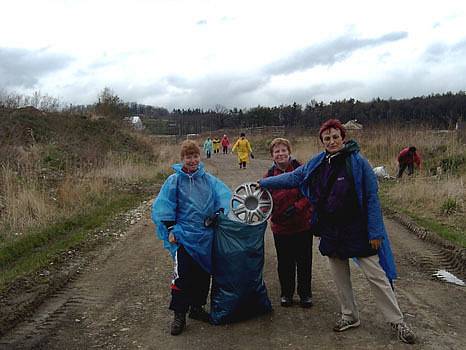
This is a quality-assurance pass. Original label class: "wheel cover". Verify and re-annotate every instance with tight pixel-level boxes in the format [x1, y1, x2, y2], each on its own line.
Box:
[229, 182, 273, 225]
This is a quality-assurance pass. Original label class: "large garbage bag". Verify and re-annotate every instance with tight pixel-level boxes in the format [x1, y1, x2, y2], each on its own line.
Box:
[210, 213, 272, 325]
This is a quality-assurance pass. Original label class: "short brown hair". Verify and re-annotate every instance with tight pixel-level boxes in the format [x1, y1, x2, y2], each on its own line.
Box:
[180, 140, 200, 159]
[269, 138, 292, 156]
[319, 119, 346, 142]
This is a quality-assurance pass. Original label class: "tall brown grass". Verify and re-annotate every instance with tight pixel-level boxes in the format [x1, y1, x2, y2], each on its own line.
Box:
[0, 137, 178, 241]
[1, 165, 54, 233]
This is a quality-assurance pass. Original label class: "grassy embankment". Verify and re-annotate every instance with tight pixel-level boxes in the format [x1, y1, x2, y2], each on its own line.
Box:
[248, 126, 465, 247]
[0, 108, 179, 290]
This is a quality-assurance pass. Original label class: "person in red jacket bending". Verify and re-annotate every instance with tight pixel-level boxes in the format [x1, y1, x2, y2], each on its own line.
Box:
[397, 146, 421, 178]
[264, 138, 314, 308]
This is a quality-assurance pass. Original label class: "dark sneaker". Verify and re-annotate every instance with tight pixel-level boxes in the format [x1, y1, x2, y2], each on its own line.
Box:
[333, 318, 361, 332]
[170, 312, 186, 336]
[299, 296, 313, 308]
[188, 306, 210, 323]
[390, 322, 416, 344]
[280, 296, 293, 307]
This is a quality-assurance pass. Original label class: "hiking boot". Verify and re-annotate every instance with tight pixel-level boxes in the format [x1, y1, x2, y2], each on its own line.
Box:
[280, 296, 293, 307]
[170, 312, 186, 336]
[390, 322, 416, 344]
[333, 318, 361, 332]
[188, 306, 210, 323]
[299, 296, 313, 308]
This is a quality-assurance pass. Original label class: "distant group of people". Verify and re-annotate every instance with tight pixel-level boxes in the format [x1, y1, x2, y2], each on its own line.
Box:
[151, 119, 417, 344]
[203, 133, 255, 169]
[203, 134, 231, 158]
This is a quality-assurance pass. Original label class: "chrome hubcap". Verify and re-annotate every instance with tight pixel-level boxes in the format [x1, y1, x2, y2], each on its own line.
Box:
[230, 182, 273, 225]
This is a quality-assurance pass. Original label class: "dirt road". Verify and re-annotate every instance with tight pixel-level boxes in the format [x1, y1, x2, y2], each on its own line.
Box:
[1, 153, 465, 349]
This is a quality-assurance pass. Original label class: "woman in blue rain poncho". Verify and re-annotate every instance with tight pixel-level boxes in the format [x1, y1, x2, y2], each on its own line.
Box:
[203, 137, 213, 159]
[152, 140, 231, 336]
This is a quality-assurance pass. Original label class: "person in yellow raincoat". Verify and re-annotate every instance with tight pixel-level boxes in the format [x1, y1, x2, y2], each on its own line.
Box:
[212, 137, 221, 154]
[232, 132, 254, 169]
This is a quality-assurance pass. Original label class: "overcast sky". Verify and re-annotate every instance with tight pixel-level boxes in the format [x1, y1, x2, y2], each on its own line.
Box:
[1, 0, 465, 109]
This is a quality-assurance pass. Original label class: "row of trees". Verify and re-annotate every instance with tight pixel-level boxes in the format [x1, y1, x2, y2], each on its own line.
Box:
[170, 92, 465, 134]
[2, 87, 465, 132]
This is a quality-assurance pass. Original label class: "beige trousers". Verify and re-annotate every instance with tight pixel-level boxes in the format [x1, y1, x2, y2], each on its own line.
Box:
[328, 255, 404, 324]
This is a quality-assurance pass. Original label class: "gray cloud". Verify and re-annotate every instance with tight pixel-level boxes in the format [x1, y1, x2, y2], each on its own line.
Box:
[0, 47, 72, 88]
[264, 31, 408, 75]
[424, 43, 447, 62]
[149, 58, 466, 109]
[423, 38, 466, 62]
[162, 73, 269, 108]
[451, 38, 466, 53]
[154, 32, 409, 108]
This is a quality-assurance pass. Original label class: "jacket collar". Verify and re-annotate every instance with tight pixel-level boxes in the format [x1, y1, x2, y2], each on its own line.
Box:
[172, 162, 206, 178]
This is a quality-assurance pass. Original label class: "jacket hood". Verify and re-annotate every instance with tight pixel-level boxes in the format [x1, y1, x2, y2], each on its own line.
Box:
[172, 162, 206, 178]
[343, 139, 360, 154]
[324, 140, 360, 162]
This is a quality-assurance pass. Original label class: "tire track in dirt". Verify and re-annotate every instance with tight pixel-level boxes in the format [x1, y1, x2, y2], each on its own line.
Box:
[386, 209, 465, 281]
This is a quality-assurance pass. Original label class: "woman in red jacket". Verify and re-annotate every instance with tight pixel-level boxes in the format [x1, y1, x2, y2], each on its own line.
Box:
[221, 134, 230, 154]
[264, 138, 314, 308]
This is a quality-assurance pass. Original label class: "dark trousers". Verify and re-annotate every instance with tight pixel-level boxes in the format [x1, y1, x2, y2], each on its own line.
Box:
[169, 245, 211, 313]
[273, 231, 313, 298]
[222, 146, 228, 154]
[397, 162, 414, 178]
[206, 150, 211, 159]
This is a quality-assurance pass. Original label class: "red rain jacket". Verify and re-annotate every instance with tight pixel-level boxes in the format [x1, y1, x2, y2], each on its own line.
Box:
[263, 159, 313, 235]
[398, 147, 421, 167]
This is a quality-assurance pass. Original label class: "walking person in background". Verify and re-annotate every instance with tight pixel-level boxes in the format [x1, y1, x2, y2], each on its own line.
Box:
[232, 132, 254, 169]
[221, 134, 230, 154]
[203, 137, 213, 159]
[259, 119, 416, 344]
[263, 138, 314, 308]
[151, 140, 231, 336]
[212, 136, 221, 154]
[397, 146, 421, 178]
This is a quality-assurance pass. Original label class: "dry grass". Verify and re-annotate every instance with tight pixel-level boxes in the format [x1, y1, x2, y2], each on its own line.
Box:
[0, 134, 184, 241]
[388, 175, 464, 215]
[1, 166, 54, 233]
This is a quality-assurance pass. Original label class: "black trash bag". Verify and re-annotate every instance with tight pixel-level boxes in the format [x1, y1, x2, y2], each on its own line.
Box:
[210, 213, 272, 325]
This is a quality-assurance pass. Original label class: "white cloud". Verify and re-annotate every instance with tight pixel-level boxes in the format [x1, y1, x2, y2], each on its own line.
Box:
[1, 0, 465, 108]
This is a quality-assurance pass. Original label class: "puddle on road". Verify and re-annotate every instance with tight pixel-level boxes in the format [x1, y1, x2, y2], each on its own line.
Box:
[433, 269, 465, 286]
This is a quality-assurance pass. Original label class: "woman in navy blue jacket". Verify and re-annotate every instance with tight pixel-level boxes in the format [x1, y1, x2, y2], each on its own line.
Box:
[259, 119, 415, 344]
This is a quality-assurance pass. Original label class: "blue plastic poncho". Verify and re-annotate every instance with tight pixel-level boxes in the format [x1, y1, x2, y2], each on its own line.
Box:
[210, 214, 272, 325]
[151, 162, 231, 273]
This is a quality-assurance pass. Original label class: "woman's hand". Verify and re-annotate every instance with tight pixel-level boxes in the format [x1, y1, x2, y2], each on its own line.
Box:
[168, 232, 177, 244]
[369, 239, 381, 250]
